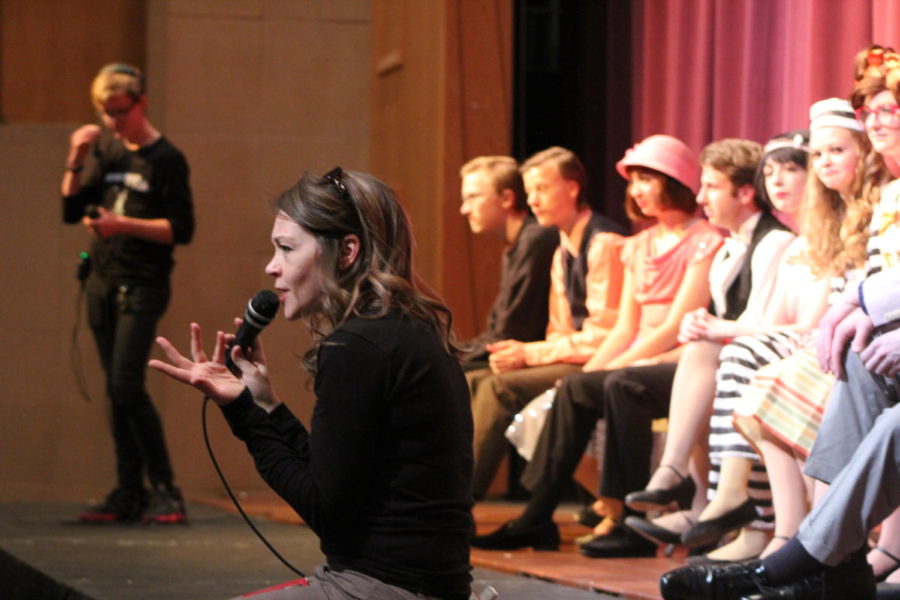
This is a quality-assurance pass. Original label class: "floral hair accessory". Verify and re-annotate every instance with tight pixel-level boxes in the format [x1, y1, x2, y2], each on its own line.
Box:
[863, 46, 900, 79]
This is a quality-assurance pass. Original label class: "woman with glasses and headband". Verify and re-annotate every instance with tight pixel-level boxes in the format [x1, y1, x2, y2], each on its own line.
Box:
[150, 169, 474, 600]
[61, 63, 194, 525]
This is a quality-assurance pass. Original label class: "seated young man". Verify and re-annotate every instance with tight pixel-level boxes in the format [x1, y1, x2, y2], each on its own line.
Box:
[468, 146, 628, 500]
[457, 156, 558, 372]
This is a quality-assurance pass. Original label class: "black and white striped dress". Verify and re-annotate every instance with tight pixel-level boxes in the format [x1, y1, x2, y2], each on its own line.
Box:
[706, 237, 824, 528]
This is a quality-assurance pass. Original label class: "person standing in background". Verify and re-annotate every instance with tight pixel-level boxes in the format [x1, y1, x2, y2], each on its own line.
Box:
[61, 63, 194, 524]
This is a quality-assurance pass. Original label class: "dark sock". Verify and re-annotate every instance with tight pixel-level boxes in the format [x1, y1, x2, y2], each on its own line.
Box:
[836, 545, 871, 575]
[516, 483, 559, 528]
[761, 537, 824, 586]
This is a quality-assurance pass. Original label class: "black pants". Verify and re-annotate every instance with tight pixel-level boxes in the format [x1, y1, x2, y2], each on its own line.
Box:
[517, 364, 676, 526]
[517, 370, 614, 525]
[600, 364, 676, 502]
[86, 278, 174, 490]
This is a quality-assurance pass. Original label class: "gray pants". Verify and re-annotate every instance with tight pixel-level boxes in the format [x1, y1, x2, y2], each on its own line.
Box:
[799, 348, 900, 566]
[232, 565, 444, 599]
[799, 400, 900, 565]
[805, 350, 900, 483]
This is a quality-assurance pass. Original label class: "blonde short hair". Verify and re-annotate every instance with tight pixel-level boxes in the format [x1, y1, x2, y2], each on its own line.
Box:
[460, 156, 527, 211]
[90, 63, 144, 109]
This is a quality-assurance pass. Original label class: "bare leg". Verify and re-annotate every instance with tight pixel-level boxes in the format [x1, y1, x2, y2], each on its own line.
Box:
[648, 428, 712, 534]
[708, 527, 772, 561]
[758, 433, 810, 558]
[645, 340, 722, 491]
[869, 507, 900, 580]
[698, 456, 751, 521]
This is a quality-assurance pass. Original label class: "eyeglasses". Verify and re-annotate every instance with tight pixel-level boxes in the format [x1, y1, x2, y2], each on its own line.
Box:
[98, 99, 138, 120]
[855, 104, 900, 128]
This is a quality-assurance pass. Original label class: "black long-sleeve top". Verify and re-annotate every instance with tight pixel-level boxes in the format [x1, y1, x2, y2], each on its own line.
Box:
[222, 312, 474, 599]
[62, 131, 194, 287]
[461, 216, 558, 363]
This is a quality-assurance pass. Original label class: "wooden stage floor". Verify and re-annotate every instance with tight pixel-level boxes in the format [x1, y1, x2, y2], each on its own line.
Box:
[0, 492, 687, 599]
[195, 491, 684, 600]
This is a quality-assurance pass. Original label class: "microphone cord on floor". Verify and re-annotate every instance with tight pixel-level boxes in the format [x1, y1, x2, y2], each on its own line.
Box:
[202, 395, 306, 579]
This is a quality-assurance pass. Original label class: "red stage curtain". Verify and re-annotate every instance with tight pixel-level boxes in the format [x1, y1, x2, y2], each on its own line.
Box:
[632, 0, 900, 151]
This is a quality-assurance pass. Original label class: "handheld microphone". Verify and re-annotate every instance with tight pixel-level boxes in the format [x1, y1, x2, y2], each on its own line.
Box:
[225, 290, 280, 376]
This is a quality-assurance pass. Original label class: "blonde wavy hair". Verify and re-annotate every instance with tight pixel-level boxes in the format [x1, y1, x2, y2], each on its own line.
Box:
[275, 168, 459, 374]
[813, 71, 900, 278]
[801, 128, 875, 278]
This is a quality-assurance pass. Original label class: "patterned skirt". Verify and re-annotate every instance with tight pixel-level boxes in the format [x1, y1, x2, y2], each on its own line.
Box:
[733, 347, 833, 458]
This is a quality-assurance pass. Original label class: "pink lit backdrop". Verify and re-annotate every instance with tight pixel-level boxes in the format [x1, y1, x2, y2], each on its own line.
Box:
[632, 0, 900, 151]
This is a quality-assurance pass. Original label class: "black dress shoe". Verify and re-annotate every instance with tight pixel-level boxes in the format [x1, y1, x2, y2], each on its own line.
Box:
[471, 520, 559, 551]
[740, 565, 875, 599]
[625, 466, 696, 513]
[737, 571, 824, 599]
[579, 523, 657, 558]
[686, 548, 759, 565]
[659, 559, 765, 600]
[624, 515, 682, 545]
[681, 498, 758, 548]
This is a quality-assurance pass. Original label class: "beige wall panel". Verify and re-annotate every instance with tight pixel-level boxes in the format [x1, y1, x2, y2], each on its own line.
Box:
[319, 0, 369, 21]
[256, 137, 369, 189]
[370, 1, 445, 291]
[173, 136, 267, 244]
[370, 0, 513, 339]
[261, 0, 370, 21]
[1, 0, 146, 123]
[167, 0, 263, 18]
[163, 16, 264, 136]
[259, 20, 371, 141]
[439, 0, 513, 338]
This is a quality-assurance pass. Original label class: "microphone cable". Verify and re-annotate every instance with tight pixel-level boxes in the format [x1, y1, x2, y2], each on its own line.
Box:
[201, 395, 307, 580]
[70, 251, 93, 403]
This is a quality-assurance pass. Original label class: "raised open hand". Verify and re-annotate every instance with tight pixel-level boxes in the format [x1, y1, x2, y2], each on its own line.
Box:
[149, 323, 246, 405]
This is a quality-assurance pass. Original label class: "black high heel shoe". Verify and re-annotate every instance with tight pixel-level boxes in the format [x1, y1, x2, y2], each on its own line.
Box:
[625, 465, 696, 513]
[680, 497, 758, 548]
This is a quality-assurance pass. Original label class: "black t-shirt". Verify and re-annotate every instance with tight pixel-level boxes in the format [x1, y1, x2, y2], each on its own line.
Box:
[62, 132, 194, 287]
[222, 312, 474, 599]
